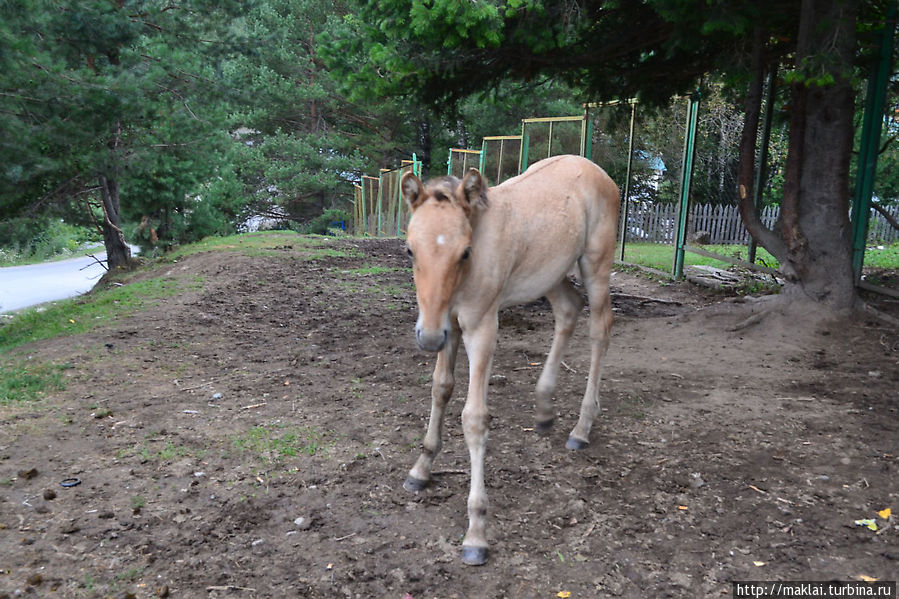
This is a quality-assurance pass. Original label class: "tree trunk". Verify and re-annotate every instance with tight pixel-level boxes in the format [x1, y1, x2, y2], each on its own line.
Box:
[785, 0, 858, 308]
[418, 120, 432, 173]
[99, 175, 131, 270]
[738, 0, 859, 310]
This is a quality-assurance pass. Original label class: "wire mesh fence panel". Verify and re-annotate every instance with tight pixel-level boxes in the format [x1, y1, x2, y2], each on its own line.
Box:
[358, 176, 380, 236]
[378, 162, 417, 237]
[686, 100, 743, 250]
[550, 119, 584, 157]
[521, 117, 584, 171]
[589, 101, 687, 272]
[587, 103, 634, 192]
[448, 149, 481, 179]
[481, 136, 522, 185]
[353, 185, 363, 236]
[868, 98, 899, 244]
[686, 93, 789, 269]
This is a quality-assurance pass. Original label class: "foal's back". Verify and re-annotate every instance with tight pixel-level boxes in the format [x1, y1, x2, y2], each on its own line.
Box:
[464, 155, 619, 308]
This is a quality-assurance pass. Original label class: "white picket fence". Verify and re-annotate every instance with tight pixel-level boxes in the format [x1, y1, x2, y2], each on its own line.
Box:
[625, 203, 899, 244]
[868, 205, 899, 242]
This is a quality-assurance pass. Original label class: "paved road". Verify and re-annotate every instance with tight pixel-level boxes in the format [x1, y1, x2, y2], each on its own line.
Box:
[0, 253, 111, 313]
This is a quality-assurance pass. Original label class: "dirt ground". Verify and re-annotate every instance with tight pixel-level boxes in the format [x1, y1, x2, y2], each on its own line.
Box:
[1, 235, 897, 599]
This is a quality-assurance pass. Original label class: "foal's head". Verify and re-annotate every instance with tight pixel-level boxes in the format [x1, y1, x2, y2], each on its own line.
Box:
[401, 169, 488, 352]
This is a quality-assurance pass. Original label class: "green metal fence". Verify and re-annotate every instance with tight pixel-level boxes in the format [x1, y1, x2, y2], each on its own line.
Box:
[519, 116, 586, 171]
[447, 148, 481, 179]
[479, 136, 522, 185]
[353, 157, 421, 237]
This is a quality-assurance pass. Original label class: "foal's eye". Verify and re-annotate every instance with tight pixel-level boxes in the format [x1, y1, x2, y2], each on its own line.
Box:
[405, 247, 414, 259]
[461, 247, 471, 262]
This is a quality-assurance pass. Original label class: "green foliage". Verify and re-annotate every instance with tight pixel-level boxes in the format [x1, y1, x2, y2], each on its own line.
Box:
[0, 0, 250, 253]
[322, 0, 750, 107]
[0, 217, 100, 265]
[300, 209, 353, 235]
[1, 0, 604, 264]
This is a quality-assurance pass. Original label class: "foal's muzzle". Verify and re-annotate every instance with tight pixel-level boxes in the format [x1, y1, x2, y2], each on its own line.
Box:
[416, 327, 448, 352]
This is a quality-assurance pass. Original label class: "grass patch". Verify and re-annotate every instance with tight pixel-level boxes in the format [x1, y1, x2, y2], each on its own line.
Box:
[620, 242, 781, 273]
[233, 424, 330, 463]
[0, 276, 184, 352]
[161, 232, 360, 262]
[118, 439, 205, 463]
[294, 246, 363, 261]
[617, 392, 648, 420]
[622, 241, 899, 273]
[162, 231, 304, 261]
[864, 242, 899, 269]
[0, 359, 68, 404]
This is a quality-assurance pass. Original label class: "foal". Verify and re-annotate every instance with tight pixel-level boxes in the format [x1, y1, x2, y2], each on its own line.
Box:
[400, 154, 619, 565]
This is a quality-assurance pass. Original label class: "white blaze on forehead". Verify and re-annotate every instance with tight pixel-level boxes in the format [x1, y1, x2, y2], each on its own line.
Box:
[436, 235, 446, 246]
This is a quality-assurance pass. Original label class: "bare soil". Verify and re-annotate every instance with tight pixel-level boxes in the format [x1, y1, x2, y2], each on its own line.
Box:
[2, 236, 898, 599]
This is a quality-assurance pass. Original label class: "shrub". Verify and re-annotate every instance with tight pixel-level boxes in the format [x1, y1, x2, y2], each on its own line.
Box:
[300, 209, 352, 235]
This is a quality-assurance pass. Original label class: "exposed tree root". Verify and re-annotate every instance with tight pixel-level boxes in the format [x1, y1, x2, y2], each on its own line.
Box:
[727, 309, 772, 332]
[861, 302, 899, 328]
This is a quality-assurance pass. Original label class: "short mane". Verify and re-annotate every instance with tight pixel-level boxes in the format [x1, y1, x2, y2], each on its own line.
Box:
[425, 176, 460, 203]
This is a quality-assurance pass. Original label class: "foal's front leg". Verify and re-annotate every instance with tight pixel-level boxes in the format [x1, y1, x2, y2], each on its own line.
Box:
[405, 324, 461, 491]
[459, 316, 498, 566]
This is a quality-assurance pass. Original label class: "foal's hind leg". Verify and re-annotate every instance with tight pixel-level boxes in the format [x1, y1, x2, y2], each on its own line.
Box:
[567, 251, 613, 450]
[405, 323, 461, 491]
[535, 279, 584, 433]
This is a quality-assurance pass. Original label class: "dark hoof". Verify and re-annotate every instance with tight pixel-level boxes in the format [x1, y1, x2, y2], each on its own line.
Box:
[565, 436, 589, 451]
[535, 419, 554, 435]
[461, 545, 488, 566]
[403, 475, 429, 492]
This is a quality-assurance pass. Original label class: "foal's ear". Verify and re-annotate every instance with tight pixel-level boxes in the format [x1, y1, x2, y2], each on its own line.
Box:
[457, 168, 488, 216]
[401, 172, 426, 212]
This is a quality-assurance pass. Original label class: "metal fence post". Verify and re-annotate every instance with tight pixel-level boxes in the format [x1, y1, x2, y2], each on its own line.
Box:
[360, 177, 368, 236]
[579, 107, 592, 158]
[618, 102, 637, 262]
[851, 0, 896, 280]
[673, 93, 701, 279]
[377, 170, 385, 237]
[519, 127, 529, 174]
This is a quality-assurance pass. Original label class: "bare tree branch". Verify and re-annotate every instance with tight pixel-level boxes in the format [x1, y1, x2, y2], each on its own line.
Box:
[873, 203, 899, 232]
[736, 26, 791, 274]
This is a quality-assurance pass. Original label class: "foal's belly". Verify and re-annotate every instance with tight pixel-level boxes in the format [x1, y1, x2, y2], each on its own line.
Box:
[498, 260, 576, 309]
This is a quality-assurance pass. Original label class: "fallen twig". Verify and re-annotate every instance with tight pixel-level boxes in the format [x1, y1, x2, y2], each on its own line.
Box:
[239, 402, 267, 411]
[432, 469, 468, 476]
[81, 254, 108, 275]
[179, 380, 214, 392]
[611, 292, 682, 306]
